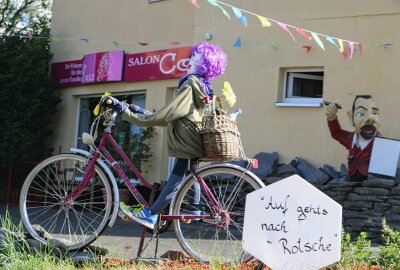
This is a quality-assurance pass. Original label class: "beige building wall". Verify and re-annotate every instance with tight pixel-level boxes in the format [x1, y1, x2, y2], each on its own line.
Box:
[49, 0, 400, 182]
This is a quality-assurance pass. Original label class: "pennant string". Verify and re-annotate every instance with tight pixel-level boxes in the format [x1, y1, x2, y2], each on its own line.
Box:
[4, 33, 378, 57]
[207, 0, 359, 45]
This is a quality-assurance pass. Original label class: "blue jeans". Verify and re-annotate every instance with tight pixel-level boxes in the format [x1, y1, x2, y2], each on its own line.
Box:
[149, 158, 200, 214]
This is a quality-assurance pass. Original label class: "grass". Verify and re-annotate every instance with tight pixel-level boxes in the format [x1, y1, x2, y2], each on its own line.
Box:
[1, 209, 400, 270]
[0, 211, 78, 270]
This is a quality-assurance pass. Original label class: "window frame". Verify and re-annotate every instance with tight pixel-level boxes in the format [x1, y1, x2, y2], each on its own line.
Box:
[277, 68, 324, 107]
[75, 92, 146, 149]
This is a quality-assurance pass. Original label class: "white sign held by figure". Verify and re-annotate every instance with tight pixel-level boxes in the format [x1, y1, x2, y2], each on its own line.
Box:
[242, 175, 342, 270]
[368, 136, 400, 177]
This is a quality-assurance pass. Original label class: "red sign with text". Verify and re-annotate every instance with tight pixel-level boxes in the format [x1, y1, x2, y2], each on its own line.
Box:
[51, 60, 83, 87]
[124, 47, 192, 82]
[81, 51, 124, 84]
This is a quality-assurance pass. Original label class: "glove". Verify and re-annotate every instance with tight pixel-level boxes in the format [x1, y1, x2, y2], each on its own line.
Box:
[324, 103, 338, 121]
[128, 104, 150, 115]
[100, 96, 128, 115]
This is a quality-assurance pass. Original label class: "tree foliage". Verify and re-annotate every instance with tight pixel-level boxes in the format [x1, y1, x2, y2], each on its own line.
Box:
[0, 0, 60, 168]
[0, 0, 52, 36]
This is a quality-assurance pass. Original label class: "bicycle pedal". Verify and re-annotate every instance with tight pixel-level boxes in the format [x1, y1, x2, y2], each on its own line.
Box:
[118, 210, 132, 222]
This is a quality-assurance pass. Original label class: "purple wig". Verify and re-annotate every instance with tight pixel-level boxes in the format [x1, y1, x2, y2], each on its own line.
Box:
[191, 42, 227, 81]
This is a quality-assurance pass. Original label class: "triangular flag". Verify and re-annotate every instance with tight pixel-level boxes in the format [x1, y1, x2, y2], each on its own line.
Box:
[112, 41, 119, 48]
[138, 42, 148, 46]
[349, 41, 354, 59]
[342, 47, 349, 60]
[268, 44, 278, 50]
[257, 15, 271, 27]
[358, 43, 363, 56]
[188, 0, 200, 8]
[303, 45, 312, 53]
[338, 39, 344, 53]
[239, 16, 248, 27]
[51, 37, 61, 42]
[296, 28, 312, 40]
[232, 7, 248, 27]
[233, 38, 242, 47]
[326, 36, 341, 52]
[207, 0, 230, 19]
[277, 22, 296, 42]
[311, 32, 325, 51]
[80, 38, 89, 43]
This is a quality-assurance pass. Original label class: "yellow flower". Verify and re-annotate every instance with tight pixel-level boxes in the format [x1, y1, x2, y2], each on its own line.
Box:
[93, 92, 111, 116]
[222, 81, 236, 107]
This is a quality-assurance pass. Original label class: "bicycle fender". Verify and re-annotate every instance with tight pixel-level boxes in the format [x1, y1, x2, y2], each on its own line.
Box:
[168, 162, 265, 215]
[70, 148, 119, 227]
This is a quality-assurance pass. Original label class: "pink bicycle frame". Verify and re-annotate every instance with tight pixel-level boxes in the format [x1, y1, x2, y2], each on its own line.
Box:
[65, 129, 222, 221]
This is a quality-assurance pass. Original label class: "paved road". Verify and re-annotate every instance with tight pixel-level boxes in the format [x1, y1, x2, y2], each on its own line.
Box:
[0, 204, 183, 260]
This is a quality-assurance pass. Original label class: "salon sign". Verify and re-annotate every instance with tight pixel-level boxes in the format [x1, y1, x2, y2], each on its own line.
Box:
[52, 51, 124, 87]
[123, 47, 192, 82]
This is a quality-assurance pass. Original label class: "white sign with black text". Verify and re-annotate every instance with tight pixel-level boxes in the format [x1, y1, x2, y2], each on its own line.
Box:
[242, 175, 342, 270]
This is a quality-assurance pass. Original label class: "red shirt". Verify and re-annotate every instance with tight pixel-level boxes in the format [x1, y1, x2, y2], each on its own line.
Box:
[327, 119, 380, 177]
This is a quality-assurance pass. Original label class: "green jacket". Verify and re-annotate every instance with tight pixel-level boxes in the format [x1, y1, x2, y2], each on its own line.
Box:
[122, 75, 206, 159]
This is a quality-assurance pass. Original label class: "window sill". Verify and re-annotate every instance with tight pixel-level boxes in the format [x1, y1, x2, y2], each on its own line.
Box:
[275, 102, 322, 108]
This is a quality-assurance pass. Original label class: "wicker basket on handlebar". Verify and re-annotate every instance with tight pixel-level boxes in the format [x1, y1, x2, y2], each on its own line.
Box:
[200, 97, 241, 161]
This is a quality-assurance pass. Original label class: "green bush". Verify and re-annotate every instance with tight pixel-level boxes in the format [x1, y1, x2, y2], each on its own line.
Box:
[339, 230, 378, 268]
[378, 219, 400, 270]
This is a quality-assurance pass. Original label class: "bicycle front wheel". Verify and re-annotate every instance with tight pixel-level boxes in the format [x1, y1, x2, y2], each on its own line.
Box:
[20, 154, 113, 250]
[171, 164, 264, 263]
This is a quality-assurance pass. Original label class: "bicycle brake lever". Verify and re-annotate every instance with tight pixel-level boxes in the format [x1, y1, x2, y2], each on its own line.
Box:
[110, 111, 118, 121]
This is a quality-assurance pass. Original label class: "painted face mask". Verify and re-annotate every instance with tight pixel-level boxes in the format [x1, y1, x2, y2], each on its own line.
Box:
[187, 52, 202, 74]
[352, 97, 381, 140]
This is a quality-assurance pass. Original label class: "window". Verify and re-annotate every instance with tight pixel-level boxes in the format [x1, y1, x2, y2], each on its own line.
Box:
[77, 93, 146, 150]
[277, 69, 324, 107]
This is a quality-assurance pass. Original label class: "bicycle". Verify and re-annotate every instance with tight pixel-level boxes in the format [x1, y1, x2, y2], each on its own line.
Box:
[19, 101, 264, 263]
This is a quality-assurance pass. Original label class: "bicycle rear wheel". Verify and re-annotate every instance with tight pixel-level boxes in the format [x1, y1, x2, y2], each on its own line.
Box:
[171, 164, 264, 263]
[20, 154, 113, 250]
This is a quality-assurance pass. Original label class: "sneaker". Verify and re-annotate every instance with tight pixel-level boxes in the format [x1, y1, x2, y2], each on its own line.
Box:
[119, 202, 158, 229]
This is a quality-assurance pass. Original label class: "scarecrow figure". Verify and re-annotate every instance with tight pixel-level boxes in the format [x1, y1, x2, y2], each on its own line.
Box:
[325, 95, 381, 182]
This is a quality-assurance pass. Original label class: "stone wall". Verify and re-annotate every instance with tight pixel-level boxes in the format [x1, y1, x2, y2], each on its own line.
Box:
[262, 177, 400, 243]
[248, 152, 400, 243]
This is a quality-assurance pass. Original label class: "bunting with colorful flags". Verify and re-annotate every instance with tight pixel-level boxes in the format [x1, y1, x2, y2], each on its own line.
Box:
[6, 32, 392, 57]
[197, 0, 370, 59]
